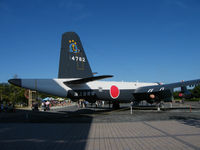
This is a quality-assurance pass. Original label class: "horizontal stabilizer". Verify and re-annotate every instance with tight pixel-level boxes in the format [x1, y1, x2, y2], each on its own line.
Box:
[64, 75, 113, 85]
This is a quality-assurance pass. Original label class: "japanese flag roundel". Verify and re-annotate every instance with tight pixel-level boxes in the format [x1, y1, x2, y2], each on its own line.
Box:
[110, 85, 120, 99]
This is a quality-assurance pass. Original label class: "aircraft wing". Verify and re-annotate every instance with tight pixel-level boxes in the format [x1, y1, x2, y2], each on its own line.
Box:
[64, 75, 113, 85]
[134, 79, 200, 93]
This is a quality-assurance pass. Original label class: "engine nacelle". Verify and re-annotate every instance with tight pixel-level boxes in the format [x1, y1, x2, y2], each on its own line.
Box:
[179, 91, 192, 99]
[179, 86, 192, 99]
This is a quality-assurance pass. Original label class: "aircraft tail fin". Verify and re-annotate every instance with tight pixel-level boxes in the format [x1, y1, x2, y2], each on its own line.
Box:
[58, 32, 93, 78]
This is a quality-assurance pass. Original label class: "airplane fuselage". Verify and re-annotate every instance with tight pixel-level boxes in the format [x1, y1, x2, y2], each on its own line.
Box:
[14, 79, 158, 102]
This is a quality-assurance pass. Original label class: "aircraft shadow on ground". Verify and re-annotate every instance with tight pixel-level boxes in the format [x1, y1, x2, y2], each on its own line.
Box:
[0, 109, 89, 123]
[1, 107, 200, 150]
[58, 107, 116, 115]
[0, 106, 117, 123]
[0, 109, 96, 150]
[169, 116, 200, 128]
[0, 106, 127, 150]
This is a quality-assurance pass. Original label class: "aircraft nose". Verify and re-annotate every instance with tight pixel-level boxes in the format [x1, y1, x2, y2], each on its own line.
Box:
[8, 79, 22, 87]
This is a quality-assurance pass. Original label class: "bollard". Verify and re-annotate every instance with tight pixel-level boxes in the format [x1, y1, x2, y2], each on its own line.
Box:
[130, 102, 133, 115]
[130, 106, 133, 114]
[157, 107, 160, 111]
[170, 102, 172, 108]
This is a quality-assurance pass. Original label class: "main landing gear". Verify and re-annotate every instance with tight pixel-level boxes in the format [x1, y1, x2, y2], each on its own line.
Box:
[156, 101, 164, 111]
[112, 101, 120, 109]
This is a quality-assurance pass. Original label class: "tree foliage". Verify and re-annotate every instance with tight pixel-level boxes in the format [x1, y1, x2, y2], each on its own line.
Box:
[0, 83, 27, 104]
[173, 91, 180, 99]
[191, 85, 200, 98]
[173, 85, 200, 99]
[0, 83, 62, 105]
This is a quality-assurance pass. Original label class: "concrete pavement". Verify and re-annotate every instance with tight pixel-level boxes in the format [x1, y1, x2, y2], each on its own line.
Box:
[0, 120, 200, 150]
[0, 102, 200, 150]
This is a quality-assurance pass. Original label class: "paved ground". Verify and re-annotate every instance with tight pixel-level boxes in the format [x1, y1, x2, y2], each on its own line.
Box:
[0, 102, 200, 150]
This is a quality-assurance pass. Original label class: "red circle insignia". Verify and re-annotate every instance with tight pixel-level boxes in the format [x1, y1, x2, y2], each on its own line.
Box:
[179, 93, 183, 97]
[110, 85, 120, 99]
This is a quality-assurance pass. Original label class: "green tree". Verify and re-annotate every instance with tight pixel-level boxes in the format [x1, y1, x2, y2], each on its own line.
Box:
[0, 83, 28, 105]
[173, 91, 180, 99]
[192, 85, 200, 98]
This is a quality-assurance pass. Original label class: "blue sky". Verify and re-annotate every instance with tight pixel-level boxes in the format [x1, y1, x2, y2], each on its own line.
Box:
[0, 0, 200, 83]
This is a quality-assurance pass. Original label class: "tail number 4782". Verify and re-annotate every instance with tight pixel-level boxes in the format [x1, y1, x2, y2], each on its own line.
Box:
[71, 56, 86, 62]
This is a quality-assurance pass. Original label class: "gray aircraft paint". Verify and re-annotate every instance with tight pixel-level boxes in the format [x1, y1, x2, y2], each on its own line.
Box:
[21, 79, 68, 97]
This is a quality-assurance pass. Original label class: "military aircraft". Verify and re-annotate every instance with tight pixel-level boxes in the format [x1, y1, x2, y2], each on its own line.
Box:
[9, 32, 200, 108]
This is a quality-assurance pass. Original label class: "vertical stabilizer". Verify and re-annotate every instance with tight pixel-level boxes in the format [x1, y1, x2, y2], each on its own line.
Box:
[58, 32, 93, 78]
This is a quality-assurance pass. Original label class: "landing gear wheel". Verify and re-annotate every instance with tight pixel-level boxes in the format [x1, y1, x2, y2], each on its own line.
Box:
[112, 101, 120, 109]
[133, 101, 140, 106]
